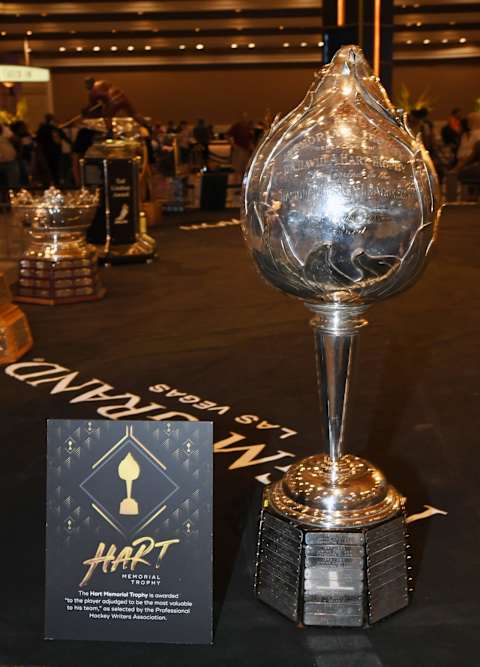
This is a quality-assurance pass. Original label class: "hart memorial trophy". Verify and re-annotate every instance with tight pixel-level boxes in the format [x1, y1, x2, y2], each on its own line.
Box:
[241, 45, 441, 627]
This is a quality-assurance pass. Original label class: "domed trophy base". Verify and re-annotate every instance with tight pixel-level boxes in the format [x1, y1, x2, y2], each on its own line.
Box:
[255, 454, 409, 627]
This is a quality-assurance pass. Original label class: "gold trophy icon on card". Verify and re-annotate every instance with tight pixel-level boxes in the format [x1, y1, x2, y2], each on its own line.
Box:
[118, 452, 140, 515]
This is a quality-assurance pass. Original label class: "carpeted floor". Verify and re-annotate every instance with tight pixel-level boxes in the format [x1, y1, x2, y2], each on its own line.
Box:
[0, 204, 479, 666]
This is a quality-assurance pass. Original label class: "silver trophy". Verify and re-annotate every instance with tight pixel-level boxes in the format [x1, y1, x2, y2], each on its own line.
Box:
[241, 45, 441, 626]
[10, 187, 105, 305]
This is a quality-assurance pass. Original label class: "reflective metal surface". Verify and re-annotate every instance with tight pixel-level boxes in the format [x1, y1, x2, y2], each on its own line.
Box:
[242, 45, 441, 530]
[10, 188, 105, 304]
[267, 454, 403, 528]
[242, 45, 440, 307]
[81, 116, 143, 141]
[11, 187, 99, 232]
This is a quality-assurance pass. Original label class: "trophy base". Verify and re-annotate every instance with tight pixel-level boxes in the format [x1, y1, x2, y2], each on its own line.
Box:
[98, 234, 157, 265]
[15, 288, 106, 306]
[16, 238, 106, 305]
[119, 498, 139, 516]
[255, 501, 409, 627]
[0, 303, 33, 364]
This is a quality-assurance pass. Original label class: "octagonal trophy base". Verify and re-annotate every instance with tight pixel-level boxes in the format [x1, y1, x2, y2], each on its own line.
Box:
[15, 232, 106, 306]
[255, 455, 410, 627]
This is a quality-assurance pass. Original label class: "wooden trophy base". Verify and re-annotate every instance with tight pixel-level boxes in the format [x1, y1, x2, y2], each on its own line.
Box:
[0, 303, 33, 364]
[16, 287, 106, 306]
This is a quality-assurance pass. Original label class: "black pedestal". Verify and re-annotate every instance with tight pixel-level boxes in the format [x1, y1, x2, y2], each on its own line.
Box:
[255, 504, 409, 627]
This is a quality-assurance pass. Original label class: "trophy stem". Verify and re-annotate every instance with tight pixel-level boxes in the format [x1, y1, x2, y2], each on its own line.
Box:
[309, 306, 368, 463]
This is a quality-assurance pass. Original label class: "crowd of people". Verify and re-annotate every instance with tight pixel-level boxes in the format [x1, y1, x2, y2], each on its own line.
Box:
[407, 107, 480, 187]
[1, 106, 480, 195]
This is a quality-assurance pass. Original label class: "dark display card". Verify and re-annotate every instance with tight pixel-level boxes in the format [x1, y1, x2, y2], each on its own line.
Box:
[45, 420, 213, 644]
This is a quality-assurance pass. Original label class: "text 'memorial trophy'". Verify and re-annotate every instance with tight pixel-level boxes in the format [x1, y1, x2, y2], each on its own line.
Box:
[241, 45, 441, 627]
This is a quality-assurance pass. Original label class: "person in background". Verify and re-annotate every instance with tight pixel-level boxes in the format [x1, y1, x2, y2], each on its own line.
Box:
[457, 112, 480, 165]
[442, 107, 463, 152]
[458, 139, 480, 188]
[166, 120, 177, 134]
[193, 118, 210, 164]
[227, 114, 254, 178]
[36, 114, 63, 186]
[408, 107, 444, 182]
[177, 120, 192, 164]
[10, 120, 33, 186]
[0, 124, 20, 191]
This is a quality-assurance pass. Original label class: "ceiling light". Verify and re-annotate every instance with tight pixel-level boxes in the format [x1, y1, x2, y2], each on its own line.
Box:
[416, 22, 422, 27]
[59, 46, 66, 51]
[69, 30, 76, 34]
[179, 44, 186, 50]
[278, 25, 284, 30]
[111, 45, 118, 51]
[137, 11, 144, 15]
[231, 43, 238, 49]
[248, 42, 255, 48]
[26, 30, 32, 36]
[127, 45, 135, 51]
[41, 12, 47, 16]
[1, 31, 7, 36]
[195, 27, 200, 32]
[318, 41, 324, 47]
[459, 37, 467, 43]
[300, 42, 307, 47]
[441, 38, 448, 44]
[93, 45, 101, 51]
[449, 21, 456, 26]
[27, 47, 32, 53]
[423, 39, 430, 44]
[76, 46, 83, 52]
[145, 45, 152, 50]
[283, 42, 290, 48]
[195, 43, 204, 50]
[112, 29, 116, 33]
[406, 39, 412, 44]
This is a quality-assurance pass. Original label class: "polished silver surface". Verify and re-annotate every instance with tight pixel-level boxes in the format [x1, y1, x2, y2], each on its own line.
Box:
[242, 45, 440, 307]
[242, 45, 441, 530]
[10, 187, 99, 232]
[10, 187, 104, 303]
[268, 454, 403, 528]
[82, 116, 143, 141]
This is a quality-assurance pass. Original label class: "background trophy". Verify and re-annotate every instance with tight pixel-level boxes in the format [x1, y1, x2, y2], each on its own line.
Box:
[79, 117, 157, 263]
[241, 45, 441, 627]
[10, 187, 105, 305]
[0, 272, 33, 364]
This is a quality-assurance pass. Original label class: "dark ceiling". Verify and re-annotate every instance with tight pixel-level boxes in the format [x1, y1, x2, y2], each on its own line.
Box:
[1, 1, 479, 69]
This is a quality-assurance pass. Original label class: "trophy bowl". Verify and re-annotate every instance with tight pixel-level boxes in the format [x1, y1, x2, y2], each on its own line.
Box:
[10, 187, 106, 305]
[242, 45, 442, 627]
[11, 187, 99, 232]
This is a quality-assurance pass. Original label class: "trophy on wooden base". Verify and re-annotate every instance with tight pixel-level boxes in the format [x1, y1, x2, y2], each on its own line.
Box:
[10, 187, 105, 306]
[241, 46, 441, 627]
[0, 272, 33, 364]
[80, 118, 156, 264]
